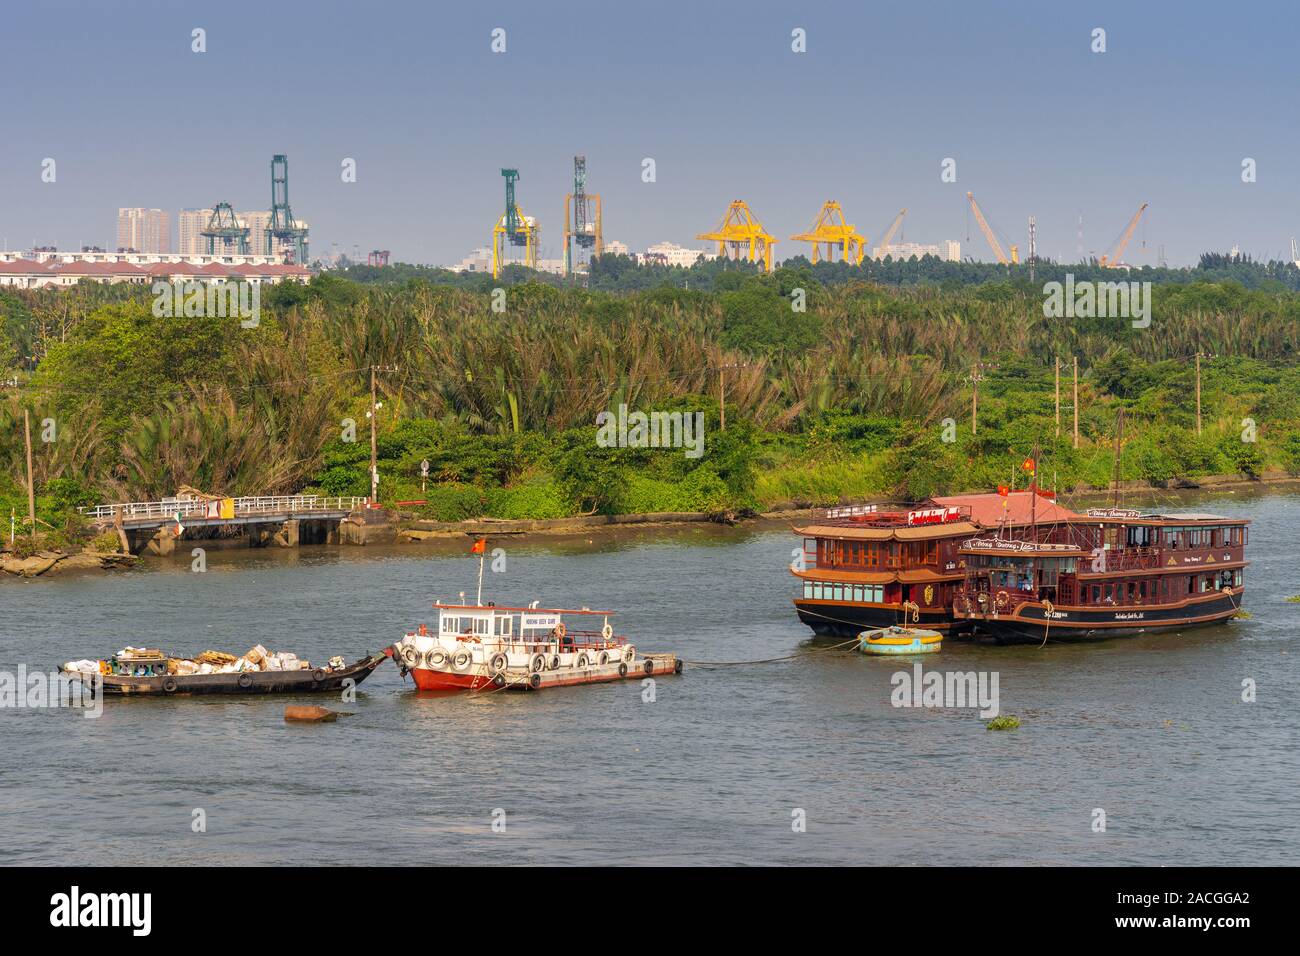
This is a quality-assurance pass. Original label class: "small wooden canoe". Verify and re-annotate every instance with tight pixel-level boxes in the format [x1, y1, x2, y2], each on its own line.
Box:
[60, 650, 391, 696]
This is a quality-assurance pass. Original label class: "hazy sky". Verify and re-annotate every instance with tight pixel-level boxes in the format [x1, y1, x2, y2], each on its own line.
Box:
[2, 0, 1298, 267]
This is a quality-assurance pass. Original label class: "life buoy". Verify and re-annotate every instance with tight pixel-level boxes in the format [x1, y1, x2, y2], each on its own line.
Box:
[549, 655, 561, 670]
[238, 673, 254, 688]
[552, 623, 567, 640]
[598, 650, 610, 666]
[623, 644, 636, 663]
[399, 645, 419, 668]
[452, 651, 472, 671]
[643, 659, 655, 676]
[489, 652, 508, 674]
[427, 649, 448, 669]
[529, 653, 546, 674]
[601, 623, 613, 640]
[575, 653, 590, 668]
[162, 677, 178, 693]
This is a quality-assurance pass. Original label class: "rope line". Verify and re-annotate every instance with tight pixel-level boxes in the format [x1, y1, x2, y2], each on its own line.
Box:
[685, 635, 860, 667]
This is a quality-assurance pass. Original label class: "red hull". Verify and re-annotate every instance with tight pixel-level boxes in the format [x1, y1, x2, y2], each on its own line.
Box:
[410, 667, 494, 691]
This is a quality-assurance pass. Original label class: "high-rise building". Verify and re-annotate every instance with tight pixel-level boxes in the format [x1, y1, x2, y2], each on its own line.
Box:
[177, 208, 208, 255]
[240, 210, 274, 257]
[116, 208, 170, 253]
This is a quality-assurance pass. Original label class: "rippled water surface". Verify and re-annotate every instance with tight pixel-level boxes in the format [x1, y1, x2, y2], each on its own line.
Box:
[2, 490, 1297, 865]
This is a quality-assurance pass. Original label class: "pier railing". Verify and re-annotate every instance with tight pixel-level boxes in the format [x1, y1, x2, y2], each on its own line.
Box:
[79, 495, 369, 521]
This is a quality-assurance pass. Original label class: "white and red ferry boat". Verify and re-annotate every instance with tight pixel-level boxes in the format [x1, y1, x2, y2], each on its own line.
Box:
[393, 602, 680, 691]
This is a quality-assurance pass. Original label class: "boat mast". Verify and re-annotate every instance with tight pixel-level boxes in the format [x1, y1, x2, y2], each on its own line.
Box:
[476, 551, 485, 606]
[1111, 408, 1125, 509]
[1030, 441, 1038, 541]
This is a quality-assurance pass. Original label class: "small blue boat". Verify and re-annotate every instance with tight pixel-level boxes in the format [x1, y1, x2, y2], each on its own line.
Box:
[858, 625, 943, 655]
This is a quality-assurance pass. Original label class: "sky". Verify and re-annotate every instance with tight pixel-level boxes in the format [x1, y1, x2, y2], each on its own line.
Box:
[2, 0, 1299, 267]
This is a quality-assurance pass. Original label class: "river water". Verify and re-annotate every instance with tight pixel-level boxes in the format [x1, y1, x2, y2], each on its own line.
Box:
[2, 489, 1297, 865]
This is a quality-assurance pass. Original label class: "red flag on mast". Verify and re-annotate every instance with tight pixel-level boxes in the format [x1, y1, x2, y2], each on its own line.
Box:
[470, 537, 487, 554]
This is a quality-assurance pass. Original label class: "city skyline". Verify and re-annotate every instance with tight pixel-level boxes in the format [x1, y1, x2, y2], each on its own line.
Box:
[3, 1, 1299, 267]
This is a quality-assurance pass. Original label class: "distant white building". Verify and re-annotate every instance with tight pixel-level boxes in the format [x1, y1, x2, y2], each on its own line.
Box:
[603, 239, 629, 256]
[448, 247, 493, 272]
[642, 241, 710, 267]
[873, 240, 961, 262]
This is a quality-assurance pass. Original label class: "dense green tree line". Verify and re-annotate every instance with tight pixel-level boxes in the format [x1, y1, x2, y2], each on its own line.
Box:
[1, 267, 1298, 545]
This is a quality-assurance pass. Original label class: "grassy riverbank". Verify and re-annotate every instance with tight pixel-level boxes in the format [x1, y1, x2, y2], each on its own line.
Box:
[2, 267, 1298, 546]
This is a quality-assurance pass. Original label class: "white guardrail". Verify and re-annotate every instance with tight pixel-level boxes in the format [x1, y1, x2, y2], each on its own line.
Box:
[79, 496, 369, 521]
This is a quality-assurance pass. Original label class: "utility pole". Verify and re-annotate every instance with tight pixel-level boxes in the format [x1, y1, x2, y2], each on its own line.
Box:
[368, 364, 398, 505]
[719, 365, 726, 432]
[1072, 356, 1079, 450]
[1054, 357, 1060, 438]
[971, 364, 984, 435]
[1195, 352, 1203, 436]
[23, 408, 35, 541]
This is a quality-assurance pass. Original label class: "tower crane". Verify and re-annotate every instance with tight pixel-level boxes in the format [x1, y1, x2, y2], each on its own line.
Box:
[966, 192, 1018, 265]
[1099, 203, 1149, 267]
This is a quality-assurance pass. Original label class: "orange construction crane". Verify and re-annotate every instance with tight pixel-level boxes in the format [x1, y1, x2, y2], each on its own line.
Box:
[1100, 203, 1149, 267]
[871, 208, 908, 258]
[966, 192, 1018, 265]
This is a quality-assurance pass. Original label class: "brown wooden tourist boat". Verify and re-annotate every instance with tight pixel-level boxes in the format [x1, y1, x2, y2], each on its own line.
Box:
[791, 491, 1082, 636]
[952, 508, 1248, 642]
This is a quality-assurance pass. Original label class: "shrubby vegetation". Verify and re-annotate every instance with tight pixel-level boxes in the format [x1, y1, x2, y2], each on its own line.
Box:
[2, 259, 1298, 537]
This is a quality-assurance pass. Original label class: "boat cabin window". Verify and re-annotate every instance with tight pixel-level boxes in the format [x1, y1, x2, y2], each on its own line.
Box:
[493, 615, 512, 637]
[520, 612, 562, 642]
[1127, 525, 1154, 547]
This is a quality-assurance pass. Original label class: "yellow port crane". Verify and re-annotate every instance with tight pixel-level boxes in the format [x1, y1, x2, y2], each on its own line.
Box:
[698, 200, 777, 272]
[1099, 202, 1149, 267]
[789, 200, 867, 265]
[966, 191, 1018, 265]
[871, 208, 908, 258]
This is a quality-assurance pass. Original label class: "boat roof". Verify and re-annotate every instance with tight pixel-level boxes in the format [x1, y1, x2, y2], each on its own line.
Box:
[931, 491, 1082, 527]
[434, 603, 614, 615]
[1083, 508, 1248, 525]
[793, 521, 980, 541]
